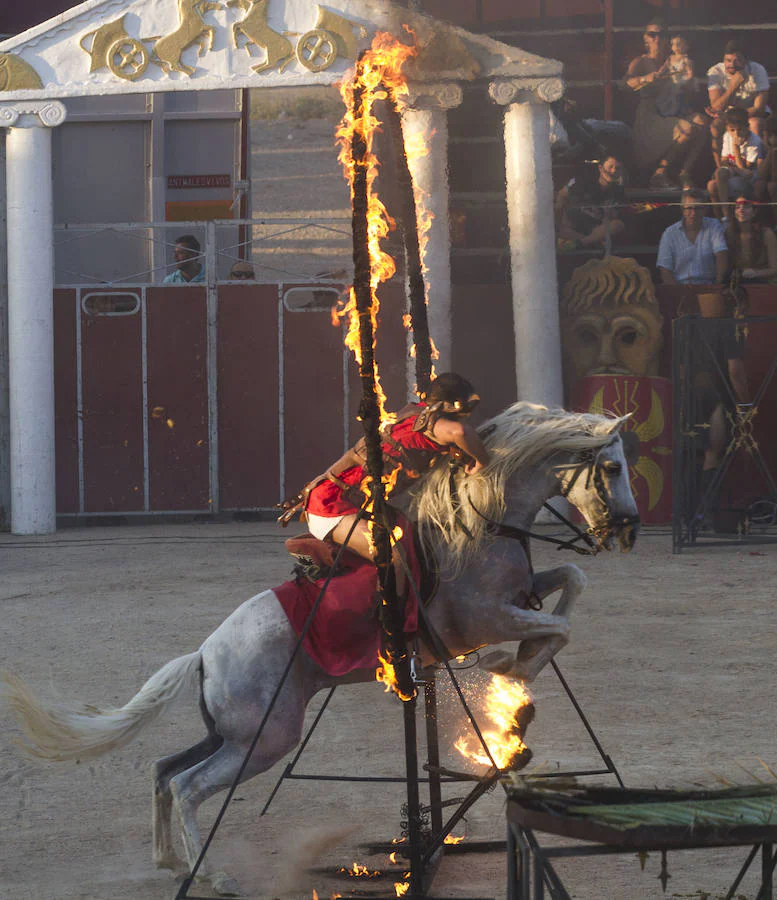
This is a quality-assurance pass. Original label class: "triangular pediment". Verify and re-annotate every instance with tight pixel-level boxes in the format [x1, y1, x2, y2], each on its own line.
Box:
[0, 0, 561, 101]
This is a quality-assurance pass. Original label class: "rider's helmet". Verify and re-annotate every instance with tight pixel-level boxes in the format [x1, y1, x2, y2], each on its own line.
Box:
[417, 373, 480, 424]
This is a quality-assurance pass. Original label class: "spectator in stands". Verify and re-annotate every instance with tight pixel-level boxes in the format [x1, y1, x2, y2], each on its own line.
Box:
[707, 107, 765, 219]
[656, 189, 728, 288]
[554, 154, 626, 250]
[624, 19, 707, 190]
[163, 234, 205, 284]
[754, 115, 777, 226]
[229, 260, 255, 280]
[707, 40, 771, 168]
[726, 192, 777, 283]
[655, 34, 696, 119]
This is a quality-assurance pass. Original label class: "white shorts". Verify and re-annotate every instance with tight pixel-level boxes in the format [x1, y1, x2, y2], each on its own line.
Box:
[306, 512, 345, 542]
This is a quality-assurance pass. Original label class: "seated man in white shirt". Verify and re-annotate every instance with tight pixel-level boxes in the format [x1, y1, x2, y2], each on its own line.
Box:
[657, 189, 729, 289]
[707, 40, 770, 167]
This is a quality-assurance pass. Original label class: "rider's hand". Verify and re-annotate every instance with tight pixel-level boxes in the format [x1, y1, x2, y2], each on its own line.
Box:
[465, 458, 484, 475]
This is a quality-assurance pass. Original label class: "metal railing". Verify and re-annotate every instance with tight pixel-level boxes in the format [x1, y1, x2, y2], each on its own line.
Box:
[54, 216, 353, 288]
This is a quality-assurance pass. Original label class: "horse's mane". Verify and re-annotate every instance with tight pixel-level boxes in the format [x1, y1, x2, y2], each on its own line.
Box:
[413, 401, 628, 576]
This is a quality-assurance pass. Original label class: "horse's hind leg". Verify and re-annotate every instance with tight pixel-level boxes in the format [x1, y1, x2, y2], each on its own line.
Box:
[513, 564, 586, 681]
[152, 733, 222, 871]
[171, 737, 299, 897]
[480, 564, 586, 683]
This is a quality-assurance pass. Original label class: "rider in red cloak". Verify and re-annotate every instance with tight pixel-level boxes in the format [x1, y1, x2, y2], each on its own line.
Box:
[280, 372, 490, 562]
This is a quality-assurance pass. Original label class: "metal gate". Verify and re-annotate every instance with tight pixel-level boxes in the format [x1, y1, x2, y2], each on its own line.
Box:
[672, 313, 777, 551]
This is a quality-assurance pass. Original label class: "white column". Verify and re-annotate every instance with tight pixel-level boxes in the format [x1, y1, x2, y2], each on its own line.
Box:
[402, 83, 462, 392]
[490, 78, 565, 408]
[1, 101, 66, 534]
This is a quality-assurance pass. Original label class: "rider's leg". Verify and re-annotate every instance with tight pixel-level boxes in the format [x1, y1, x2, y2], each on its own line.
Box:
[330, 515, 408, 598]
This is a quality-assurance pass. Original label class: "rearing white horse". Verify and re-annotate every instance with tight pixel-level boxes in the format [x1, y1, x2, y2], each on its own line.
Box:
[4, 402, 639, 897]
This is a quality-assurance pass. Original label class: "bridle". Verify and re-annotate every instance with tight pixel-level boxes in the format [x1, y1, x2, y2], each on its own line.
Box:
[552, 438, 641, 544]
[463, 437, 639, 557]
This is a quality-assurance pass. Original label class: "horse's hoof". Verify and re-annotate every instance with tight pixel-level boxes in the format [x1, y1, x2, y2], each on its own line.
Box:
[211, 870, 243, 897]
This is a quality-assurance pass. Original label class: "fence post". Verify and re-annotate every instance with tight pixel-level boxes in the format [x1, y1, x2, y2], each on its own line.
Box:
[0, 133, 8, 530]
[205, 220, 219, 514]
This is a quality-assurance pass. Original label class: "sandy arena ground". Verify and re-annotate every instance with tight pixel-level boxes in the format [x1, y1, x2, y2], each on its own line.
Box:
[1, 522, 776, 900]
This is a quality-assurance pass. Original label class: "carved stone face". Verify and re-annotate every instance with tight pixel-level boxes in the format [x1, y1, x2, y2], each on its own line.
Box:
[562, 304, 664, 391]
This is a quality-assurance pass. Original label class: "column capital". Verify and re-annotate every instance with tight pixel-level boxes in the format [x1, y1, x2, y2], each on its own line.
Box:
[0, 101, 67, 129]
[404, 82, 463, 111]
[489, 77, 565, 107]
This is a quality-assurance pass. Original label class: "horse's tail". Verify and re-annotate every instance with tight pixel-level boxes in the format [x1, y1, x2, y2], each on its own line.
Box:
[2, 651, 202, 762]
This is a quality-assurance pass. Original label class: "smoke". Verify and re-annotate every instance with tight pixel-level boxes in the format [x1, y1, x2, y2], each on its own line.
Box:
[272, 824, 356, 898]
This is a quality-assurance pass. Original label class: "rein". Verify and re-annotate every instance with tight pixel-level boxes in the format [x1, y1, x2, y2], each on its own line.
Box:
[456, 440, 638, 557]
[467, 496, 599, 557]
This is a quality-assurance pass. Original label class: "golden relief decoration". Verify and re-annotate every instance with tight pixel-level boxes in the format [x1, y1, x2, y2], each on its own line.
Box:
[0, 54, 44, 91]
[152, 0, 221, 76]
[79, 15, 150, 81]
[78, 2, 366, 82]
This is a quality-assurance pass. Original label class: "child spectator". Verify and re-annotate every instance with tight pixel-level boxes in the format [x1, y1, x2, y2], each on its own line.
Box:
[754, 115, 777, 226]
[656, 34, 696, 118]
[706, 107, 764, 219]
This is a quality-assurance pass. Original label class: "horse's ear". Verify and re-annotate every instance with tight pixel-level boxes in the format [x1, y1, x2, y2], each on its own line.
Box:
[607, 413, 633, 435]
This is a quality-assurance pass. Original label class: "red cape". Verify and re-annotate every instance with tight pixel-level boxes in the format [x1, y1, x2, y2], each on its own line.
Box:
[274, 520, 421, 677]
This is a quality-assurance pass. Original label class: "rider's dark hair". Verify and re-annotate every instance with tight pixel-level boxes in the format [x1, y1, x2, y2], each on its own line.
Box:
[424, 372, 475, 405]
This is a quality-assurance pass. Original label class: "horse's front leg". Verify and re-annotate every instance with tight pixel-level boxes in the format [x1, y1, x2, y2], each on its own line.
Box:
[479, 564, 586, 683]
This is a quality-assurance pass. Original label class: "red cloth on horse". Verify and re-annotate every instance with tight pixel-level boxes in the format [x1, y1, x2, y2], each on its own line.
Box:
[305, 409, 444, 518]
[273, 518, 421, 676]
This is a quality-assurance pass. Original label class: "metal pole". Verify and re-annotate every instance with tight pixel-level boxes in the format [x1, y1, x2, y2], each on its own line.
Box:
[0, 131, 9, 530]
[205, 220, 219, 514]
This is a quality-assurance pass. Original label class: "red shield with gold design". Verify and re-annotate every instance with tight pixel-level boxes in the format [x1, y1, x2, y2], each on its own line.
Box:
[570, 375, 673, 525]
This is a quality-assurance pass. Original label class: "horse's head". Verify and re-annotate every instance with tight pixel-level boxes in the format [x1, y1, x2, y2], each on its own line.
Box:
[556, 423, 640, 553]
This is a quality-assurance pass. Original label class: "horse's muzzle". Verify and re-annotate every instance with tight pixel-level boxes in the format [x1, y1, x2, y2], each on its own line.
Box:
[616, 517, 640, 553]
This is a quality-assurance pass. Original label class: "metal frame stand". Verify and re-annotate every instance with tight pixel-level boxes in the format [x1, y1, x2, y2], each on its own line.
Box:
[672, 314, 777, 553]
[258, 655, 623, 898]
[507, 822, 776, 900]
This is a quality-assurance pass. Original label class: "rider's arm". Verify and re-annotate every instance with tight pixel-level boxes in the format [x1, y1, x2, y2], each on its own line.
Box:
[431, 419, 491, 474]
[322, 445, 365, 479]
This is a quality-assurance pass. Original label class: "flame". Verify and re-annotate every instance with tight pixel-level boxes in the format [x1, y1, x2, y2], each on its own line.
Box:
[395, 883, 410, 897]
[454, 675, 532, 769]
[389, 851, 399, 864]
[334, 32, 417, 420]
[312, 893, 342, 900]
[376, 650, 415, 702]
[444, 833, 465, 845]
[339, 861, 381, 878]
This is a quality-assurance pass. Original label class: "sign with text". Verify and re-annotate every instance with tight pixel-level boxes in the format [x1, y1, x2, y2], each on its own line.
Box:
[168, 174, 231, 190]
